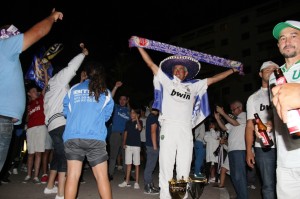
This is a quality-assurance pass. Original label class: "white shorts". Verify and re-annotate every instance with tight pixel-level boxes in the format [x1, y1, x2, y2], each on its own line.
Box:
[45, 130, 53, 150]
[125, 145, 140, 165]
[222, 156, 230, 174]
[26, 125, 50, 154]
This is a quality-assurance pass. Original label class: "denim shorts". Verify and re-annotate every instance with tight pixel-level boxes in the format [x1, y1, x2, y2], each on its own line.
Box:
[64, 139, 108, 167]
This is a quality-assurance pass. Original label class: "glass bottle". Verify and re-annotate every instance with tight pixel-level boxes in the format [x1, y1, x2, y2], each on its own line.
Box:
[254, 113, 274, 147]
[274, 68, 300, 138]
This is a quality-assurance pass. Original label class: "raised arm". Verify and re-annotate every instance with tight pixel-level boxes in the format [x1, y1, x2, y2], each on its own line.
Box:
[214, 112, 228, 132]
[23, 8, 63, 51]
[137, 47, 159, 75]
[207, 68, 237, 86]
[216, 105, 240, 126]
[111, 81, 122, 97]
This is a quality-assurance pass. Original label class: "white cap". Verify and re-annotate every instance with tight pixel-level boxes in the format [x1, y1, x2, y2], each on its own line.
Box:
[260, 61, 279, 71]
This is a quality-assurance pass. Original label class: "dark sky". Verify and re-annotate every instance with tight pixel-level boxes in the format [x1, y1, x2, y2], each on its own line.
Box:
[1, 0, 273, 105]
[1, 0, 273, 60]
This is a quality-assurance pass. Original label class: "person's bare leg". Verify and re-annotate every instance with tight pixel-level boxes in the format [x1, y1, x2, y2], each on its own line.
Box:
[46, 169, 57, 189]
[26, 153, 34, 177]
[65, 160, 82, 199]
[219, 167, 228, 187]
[135, 165, 139, 183]
[57, 172, 66, 197]
[126, 164, 131, 183]
[92, 161, 112, 199]
[42, 150, 51, 175]
[33, 152, 42, 178]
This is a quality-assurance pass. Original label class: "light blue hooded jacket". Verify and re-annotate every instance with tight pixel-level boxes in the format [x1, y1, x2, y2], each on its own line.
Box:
[63, 79, 114, 142]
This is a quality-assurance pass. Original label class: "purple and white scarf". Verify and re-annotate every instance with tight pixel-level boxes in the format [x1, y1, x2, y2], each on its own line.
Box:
[129, 36, 244, 74]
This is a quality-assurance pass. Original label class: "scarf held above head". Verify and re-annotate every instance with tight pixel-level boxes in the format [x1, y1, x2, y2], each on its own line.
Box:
[129, 36, 244, 75]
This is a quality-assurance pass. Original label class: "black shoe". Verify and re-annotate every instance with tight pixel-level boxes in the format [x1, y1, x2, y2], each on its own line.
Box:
[79, 177, 86, 184]
[109, 175, 113, 181]
[144, 183, 159, 195]
[150, 183, 160, 191]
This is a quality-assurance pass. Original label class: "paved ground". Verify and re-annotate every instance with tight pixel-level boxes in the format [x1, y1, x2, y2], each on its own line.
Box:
[0, 165, 262, 199]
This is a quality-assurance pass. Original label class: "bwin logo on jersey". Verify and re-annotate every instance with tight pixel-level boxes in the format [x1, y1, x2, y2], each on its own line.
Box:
[170, 89, 190, 99]
[260, 104, 272, 111]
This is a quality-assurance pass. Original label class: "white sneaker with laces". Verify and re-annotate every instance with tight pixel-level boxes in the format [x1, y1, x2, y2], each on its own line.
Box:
[134, 182, 140, 189]
[22, 175, 31, 183]
[44, 186, 58, 194]
[118, 181, 131, 188]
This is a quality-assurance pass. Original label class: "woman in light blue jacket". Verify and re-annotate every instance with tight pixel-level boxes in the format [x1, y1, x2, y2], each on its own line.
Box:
[63, 61, 114, 199]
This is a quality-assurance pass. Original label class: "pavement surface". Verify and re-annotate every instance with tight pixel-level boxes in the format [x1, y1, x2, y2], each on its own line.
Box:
[0, 164, 262, 199]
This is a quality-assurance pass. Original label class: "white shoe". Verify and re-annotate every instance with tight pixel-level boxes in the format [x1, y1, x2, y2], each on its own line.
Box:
[55, 195, 64, 199]
[44, 186, 58, 194]
[118, 181, 131, 188]
[134, 182, 140, 189]
[248, 185, 256, 190]
[22, 175, 31, 183]
[12, 168, 18, 175]
[117, 165, 123, 170]
[209, 177, 216, 183]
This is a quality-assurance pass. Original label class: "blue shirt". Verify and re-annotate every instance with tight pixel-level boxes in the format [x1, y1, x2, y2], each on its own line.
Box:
[111, 104, 130, 133]
[0, 34, 25, 124]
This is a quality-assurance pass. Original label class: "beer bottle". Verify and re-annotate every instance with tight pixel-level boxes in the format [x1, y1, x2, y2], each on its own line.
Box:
[274, 68, 300, 138]
[254, 113, 274, 147]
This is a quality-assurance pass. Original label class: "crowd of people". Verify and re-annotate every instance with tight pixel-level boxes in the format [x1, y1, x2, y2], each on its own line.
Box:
[1, 7, 300, 199]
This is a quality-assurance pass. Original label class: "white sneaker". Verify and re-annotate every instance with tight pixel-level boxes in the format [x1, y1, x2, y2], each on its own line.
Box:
[12, 168, 18, 175]
[117, 165, 123, 170]
[44, 186, 58, 194]
[134, 182, 140, 189]
[209, 177, 216, 183]
[118, 181, 131, 188]
[55, 195, 64, 199]
[22, 175, 31, 183]
[248, 185, 256, 190]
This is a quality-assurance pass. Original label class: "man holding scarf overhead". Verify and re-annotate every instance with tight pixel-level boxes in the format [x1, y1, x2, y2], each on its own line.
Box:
[133, 44, 238, 199]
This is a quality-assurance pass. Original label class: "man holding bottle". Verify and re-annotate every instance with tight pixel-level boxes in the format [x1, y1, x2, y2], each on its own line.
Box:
[245, 61, 278, 199]
[268, 20, 300, 199]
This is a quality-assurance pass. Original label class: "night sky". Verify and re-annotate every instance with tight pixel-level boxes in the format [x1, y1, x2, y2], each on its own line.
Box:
[1, 0, 273, 106]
